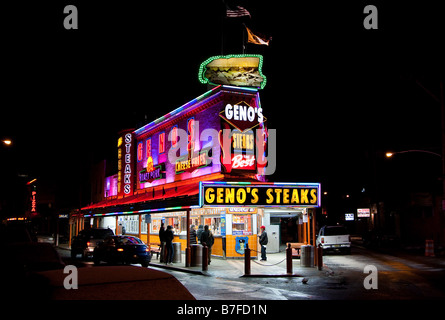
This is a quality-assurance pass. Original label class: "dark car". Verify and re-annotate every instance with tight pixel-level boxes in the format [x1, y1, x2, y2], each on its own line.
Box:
[93, 235, 151, 267]
[71, 228, 114, 259]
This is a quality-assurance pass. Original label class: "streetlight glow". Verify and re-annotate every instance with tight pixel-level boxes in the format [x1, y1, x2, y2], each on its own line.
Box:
[2, 139, 12, 146]
[386, 152, 394, 158]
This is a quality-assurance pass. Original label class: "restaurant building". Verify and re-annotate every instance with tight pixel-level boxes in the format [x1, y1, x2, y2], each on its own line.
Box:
[74, 55, 321, 262]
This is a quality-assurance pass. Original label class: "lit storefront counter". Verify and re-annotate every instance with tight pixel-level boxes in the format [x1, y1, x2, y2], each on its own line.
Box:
[110, 207, 259, 259]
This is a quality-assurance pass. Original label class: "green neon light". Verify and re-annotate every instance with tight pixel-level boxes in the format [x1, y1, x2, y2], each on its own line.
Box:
[198, 54, 267, 90]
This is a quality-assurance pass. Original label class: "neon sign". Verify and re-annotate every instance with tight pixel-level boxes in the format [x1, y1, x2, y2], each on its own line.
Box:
[139, 156, 165, 183]
[118, 132, 134, 197]
[198, 54, 267, 89]
[31, 190, 37, 213]
[232, 154, 256, 170]
[175, 148, 212, 174]
[220, 102, 265, 133]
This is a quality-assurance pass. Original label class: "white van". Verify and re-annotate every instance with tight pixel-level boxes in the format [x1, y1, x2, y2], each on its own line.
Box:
[316, 225, 351, 254]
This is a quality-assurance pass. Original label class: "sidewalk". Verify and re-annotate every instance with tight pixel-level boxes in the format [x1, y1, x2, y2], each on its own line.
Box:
[56, 243, 326, 279]
[148, 249, 324, 279]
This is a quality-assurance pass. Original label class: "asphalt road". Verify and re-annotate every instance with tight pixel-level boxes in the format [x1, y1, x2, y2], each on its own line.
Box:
[58, 245, 445, 300]
[159, 246, 445, 300]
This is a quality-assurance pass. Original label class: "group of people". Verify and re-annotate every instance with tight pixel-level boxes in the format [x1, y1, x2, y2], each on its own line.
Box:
[158, 223, 269, 264]
[158, 223, 214, 265]
[189, 224, 215, 264]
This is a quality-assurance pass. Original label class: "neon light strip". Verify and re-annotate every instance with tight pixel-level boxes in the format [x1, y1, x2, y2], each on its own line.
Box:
[198, 54, 267, 90]
[200, 181, 321, 187]
[199, 181, 322, 208]
[134, 85, 222, 136]
[84, 205, 201, 218]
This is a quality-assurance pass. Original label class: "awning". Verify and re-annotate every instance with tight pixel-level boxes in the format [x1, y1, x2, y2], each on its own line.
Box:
[81, 183, 200, 217]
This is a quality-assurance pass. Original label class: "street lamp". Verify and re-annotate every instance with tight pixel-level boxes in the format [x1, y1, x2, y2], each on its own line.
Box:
[2, 139, 12, 146]
[386, 149, 442, 159]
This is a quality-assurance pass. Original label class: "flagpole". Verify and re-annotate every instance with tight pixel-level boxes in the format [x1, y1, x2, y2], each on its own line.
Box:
[242, 23, 246, 54]
[221, 0, 225, 55]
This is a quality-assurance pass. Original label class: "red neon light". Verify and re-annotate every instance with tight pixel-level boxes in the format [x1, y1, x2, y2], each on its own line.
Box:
[146, 138, 152, 158]
[137, 142, 143, 162]
[159, 132, 165, 154]
[171, 126, 178, 148]
[187, 118, 195, 153]
[31, 191, 37, 212]
[232, 154, 256, 170]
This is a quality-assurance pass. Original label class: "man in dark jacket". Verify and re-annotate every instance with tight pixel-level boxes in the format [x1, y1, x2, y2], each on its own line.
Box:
[159, 222, 166, 263]
[200, 225, 214, 265]
[190, 225, 197, 245]
[259, 226, 268, 261]
[197, 225, 204, 244]
[165, 225, 174, 264]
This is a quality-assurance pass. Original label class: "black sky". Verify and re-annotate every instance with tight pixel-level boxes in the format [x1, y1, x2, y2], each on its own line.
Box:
[1, 1, 444, 212]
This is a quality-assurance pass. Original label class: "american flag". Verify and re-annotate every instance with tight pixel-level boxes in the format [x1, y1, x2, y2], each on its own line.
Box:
[226, 6, 251, 18]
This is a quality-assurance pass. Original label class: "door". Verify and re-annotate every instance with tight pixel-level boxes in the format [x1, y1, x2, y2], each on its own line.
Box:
[266, 225, 280, 253]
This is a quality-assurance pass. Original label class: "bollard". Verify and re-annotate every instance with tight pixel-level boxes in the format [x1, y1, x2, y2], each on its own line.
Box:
[185, 247, 191, 267]
[202, 244, 208, 271]
[286, 243, 293, 274]
[425, 239, 435, 257]
[317, 244, 323, 270]
[244, 243, 251, 276]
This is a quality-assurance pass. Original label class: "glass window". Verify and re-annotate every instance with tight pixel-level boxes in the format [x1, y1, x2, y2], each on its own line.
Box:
[150, 218, 162, 233]
[203, 216, 221, 236]
[324, 226, 348, 236]
[118, 236, 144, 245]
[190, 216, 200, 228]
[141, 220, 147, 233]
[232, 214, 252, 235]
[165, 217, 180, 233]
[118, 215, 139, 234]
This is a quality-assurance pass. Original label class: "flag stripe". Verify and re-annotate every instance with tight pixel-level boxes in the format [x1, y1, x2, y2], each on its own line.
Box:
[226, 6, 251, 18]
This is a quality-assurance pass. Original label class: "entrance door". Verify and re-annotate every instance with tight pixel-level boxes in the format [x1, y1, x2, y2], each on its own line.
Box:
[266, 225, 280, 253]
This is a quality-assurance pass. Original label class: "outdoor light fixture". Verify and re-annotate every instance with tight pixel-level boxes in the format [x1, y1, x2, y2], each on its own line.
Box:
[386, 150, 442, 158]
[2, 139, 12, 146]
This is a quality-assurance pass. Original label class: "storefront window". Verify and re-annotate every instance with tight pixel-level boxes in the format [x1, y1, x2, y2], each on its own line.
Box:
[165, 216, 180, 233]
[150, 213, 186, 234]
[150, 218, 162, 233]
[232, 214, 252, 235]
[118, 215, 139, 234]
[141, 220, 147, 233]
[204, 216, 221, 236]
[190, 216, 200, 228]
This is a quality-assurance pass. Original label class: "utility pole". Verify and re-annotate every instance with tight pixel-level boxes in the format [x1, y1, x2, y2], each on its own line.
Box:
[439, 79, 445, 206]
[439, 79, 445, 248]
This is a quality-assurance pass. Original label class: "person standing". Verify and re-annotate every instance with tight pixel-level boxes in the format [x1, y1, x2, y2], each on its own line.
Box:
[200, 225, 214, 265]
[259, 226, 268, 261]
[165, 225, 174, 264]
[197, 225, 204, 244]
[190, 225, 197, 245]
[159, 222, 166, 263]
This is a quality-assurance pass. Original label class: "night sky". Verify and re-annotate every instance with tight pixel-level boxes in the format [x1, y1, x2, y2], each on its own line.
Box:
[1, 1, 444, 216]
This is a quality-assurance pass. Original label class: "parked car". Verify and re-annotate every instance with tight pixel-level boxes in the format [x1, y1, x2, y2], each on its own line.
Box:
[71, 228, 114, 259]
[316, 225, 351, 254]
[93, 235, 151, 267]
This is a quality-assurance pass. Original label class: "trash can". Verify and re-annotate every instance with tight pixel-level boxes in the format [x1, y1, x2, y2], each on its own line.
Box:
[300, 245, 314, 267]
[172, 242, 182, 263]
[191, 244, 202, 267]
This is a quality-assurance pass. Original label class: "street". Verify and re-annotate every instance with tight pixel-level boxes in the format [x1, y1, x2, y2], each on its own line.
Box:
[57, 244, 445, 300]
[148, 246, 445, 300]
